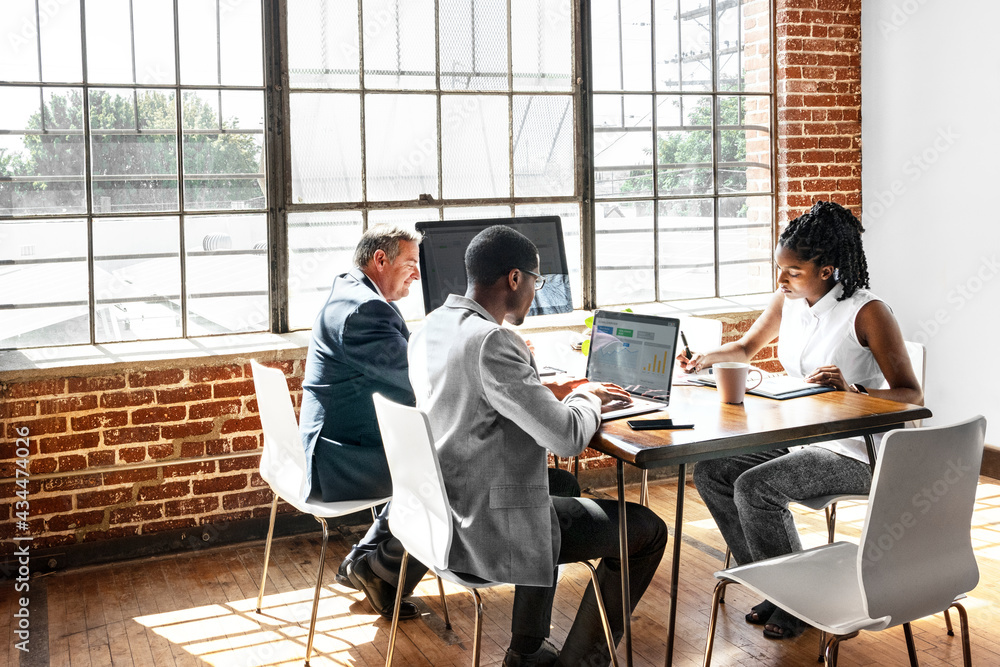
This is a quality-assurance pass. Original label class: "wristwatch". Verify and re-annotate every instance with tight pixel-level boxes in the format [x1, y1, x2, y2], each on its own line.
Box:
[852, 383, 868, 394]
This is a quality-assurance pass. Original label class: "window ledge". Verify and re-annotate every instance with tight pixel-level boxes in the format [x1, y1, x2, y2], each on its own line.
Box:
[0, 295, 771, 380]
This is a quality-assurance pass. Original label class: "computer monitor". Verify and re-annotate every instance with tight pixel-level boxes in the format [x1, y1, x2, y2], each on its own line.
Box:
[415, 216, 573, 316]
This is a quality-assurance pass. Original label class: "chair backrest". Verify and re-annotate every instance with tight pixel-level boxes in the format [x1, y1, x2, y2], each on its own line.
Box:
[250, 360, 310, 503]
[858, 415, 986, 626]
[373, 393, 453, 572]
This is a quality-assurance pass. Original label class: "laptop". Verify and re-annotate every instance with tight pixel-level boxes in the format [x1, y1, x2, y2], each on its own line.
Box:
[585, 310, 681, 420]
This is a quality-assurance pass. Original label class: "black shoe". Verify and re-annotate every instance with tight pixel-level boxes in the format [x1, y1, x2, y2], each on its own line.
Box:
[346, 556, 420, 620]
[502, 640, 559, 667]
[336, 550, 361, 590]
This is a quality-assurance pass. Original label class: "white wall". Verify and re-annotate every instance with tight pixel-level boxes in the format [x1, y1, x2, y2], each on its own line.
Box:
[861, 0, 999, 436]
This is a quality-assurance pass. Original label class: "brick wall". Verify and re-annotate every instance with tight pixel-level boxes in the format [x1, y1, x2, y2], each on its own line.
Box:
[776, 0, 862, 225]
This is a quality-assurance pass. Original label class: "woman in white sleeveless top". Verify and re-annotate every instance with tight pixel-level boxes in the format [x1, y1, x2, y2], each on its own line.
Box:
[679, 201, 923, 640]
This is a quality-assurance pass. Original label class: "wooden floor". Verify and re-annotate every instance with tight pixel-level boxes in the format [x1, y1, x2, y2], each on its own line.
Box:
[5, 476, 1000, 666]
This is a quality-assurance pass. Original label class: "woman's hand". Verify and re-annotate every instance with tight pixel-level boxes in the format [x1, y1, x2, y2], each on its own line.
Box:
[677, 351, 707, 373]
[805, 365, 853, 392]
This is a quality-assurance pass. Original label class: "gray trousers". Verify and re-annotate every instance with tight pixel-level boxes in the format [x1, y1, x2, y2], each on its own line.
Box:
[693, 446, 871, 567]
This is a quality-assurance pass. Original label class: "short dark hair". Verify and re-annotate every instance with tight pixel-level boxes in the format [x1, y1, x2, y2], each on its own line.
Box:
[465, 225, 538, 286]
[779, 200, 870, 300]
[353, 225, 422, 268]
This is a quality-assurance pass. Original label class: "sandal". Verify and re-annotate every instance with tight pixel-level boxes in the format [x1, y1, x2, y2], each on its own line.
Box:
[745, 600, 777, 625]
[762, 608, 806, 640]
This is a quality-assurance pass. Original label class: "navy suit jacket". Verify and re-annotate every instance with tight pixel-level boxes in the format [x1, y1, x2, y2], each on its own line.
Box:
[299, 268, 416, 502]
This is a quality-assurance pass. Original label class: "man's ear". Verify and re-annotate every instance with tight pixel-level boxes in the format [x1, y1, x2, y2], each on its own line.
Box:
[507, 268, 520, 291]
[371, 249, 387, 270]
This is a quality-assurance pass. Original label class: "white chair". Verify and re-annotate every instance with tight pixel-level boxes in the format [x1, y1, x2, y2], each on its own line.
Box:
[250, 360, 390, 667]
[373, 393, 620, 667]
[703, 415, 986, 667]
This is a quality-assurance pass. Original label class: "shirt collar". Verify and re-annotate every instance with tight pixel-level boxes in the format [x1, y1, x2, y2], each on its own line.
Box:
[351, 267, 387, 302]
[808, 282, 844, 320]
[443, 294, 498, 324]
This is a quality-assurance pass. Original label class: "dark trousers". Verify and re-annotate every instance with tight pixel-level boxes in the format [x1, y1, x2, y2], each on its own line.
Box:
[356, 466, 583, 593]
[513, 497, 668, 667]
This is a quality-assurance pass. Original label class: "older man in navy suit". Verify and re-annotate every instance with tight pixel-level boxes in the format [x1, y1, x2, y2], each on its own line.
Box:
[299, 225, 426, 619]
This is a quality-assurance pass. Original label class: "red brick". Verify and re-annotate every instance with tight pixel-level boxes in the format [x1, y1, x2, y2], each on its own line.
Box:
[48, 510, 104, 532]
[4, 378, 66, 399]
[162, 421, 215, 440]
[189, 365, 243, 383]
[77, 488, 132, 509]
[179, 441, 206, 457]
[208, 509, 254, 523]
[6, 416, 66, 438]
[43, 474, 101, 492]
[148, 444, 176, 459]
[72, 411, 129, 431]
[104, 426, 160, 447]
[88, 450, 115, 467]
[30, 457, 57, 474]
[213, 380, 256, 399]
[138, 481, 190, 501]
[220, 455, 260, 473]
[28, 495, 73, 516]
[57, 454, 88, 472]
[100, 390, 155, 409]
[0, 399, 37, 419]
[128, 369, 185, 388]
[250, 472, 268, 487]
[246, 360, 294, 376]
[118, 447, 147, 463]
[31, 534, 76, 550]
[156, 385, 212, 405]
[68, 375, 126, 393]
[110, 505, 163, 524]
[131, 406, 186, 425]
[40, 432, 100, 454]
[143, 518, 197, 533]
[206, 439, 233, 455]
[222, 488, 272, 511]
[232, 435, 260, 451]
[103, 468, 158, 486]
[39, 395, 99, 415]
[163, 461, 215, 478]
[189, 400, 241, 420]
[220, 416, 261, 434]
[82, 526, 140, 542]
[193, 474, 248, 495]
[165, 497, 219, 517]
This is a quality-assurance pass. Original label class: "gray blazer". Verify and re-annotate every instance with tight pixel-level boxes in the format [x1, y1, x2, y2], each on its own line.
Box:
[408, 294, 601, 587]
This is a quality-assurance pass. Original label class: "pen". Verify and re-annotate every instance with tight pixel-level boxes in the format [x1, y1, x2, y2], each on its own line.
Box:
[680, 331, 692, 359]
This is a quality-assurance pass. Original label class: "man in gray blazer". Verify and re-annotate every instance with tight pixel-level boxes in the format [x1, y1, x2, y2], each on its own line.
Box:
[299, 225, 426, 619]
[409, 225, 668, 667]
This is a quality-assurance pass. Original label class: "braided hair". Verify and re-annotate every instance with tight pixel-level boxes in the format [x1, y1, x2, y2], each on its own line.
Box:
[778, 200, 870, 300]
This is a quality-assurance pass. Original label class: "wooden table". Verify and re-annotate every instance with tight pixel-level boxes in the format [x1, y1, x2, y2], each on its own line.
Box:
[589, 385, 933, 667]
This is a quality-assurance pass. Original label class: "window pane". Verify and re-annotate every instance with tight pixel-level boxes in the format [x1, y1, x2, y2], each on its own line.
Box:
[441, 0, 508, 91]
[185, 214, 268, 334]
[719, 195, 771, 295]
[441, 95, 509, 199]
[657, 95, 713, 196]
[658, 199, 715, 300]
[514, 95, 574, 197]
[133, 0, 177, 85]
[362, 0, 435, 90]
[288, 0, 360, 89]
[287, 211, 363, 330]
[365, 94, 438, 201]
[84, 0, 135, 84]
[593, 94, 652, 199]
[0, 0, 40, 81]
[290, 93, 362, 203]
[511, 0, 572, 92]
[718, 95, 770, 195]
[595, 200, 654, 305]
[590, 0, 651, 92]
[178, 0, 218, 85]
[90, 89, 178, 213]
[219, 0, 264, 86]
[0, 87, 87, 216]
[182, 90, 266, 211]
[40, 0, 83, 82]
[0, 219, 89, 349]
[515, 202, 582, 309]
[93, 217, 181, 342]
[443, 206, 511, 220]
[720, 0, 771, 93]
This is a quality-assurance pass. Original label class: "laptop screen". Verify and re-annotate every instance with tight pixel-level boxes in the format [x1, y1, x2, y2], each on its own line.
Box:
[586, 310, 681, 401]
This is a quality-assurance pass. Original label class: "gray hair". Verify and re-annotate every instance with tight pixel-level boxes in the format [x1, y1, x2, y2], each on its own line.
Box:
[353, 225, 422, 268]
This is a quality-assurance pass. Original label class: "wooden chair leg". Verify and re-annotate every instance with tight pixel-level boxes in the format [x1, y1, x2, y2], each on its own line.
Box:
[255, 495, 279, 613]
[305, 516, 330, 667]
[944, 607, 954, 636]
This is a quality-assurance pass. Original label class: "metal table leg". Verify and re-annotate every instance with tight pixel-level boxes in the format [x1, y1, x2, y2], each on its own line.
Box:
[664, 464, 685, 667]
[617, 459, 633, 667]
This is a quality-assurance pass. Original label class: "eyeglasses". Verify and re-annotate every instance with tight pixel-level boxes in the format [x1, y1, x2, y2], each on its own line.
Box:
[521, 268, 546, 291]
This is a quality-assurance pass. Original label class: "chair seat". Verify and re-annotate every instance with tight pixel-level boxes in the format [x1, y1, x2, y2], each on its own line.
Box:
[795, 494, 868, 511]
[717, 542, 891, 636]
[281, 491, 390, 519]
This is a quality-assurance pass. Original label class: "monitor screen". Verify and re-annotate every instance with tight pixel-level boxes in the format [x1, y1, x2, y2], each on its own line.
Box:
[415, 216, 572, 316]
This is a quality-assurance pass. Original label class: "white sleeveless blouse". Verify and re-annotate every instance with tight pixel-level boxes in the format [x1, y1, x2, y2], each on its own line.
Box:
[778, 283, 887, 463]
